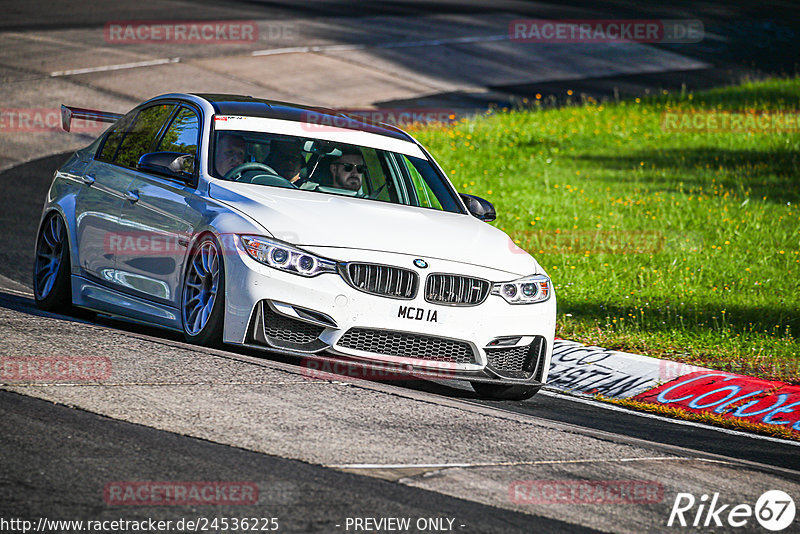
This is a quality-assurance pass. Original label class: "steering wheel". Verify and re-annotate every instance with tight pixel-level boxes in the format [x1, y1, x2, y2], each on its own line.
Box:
[224, 162, 297, 188]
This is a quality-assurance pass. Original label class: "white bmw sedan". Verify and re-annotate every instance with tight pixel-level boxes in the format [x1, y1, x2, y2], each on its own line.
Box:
[35, 93, 555, 400]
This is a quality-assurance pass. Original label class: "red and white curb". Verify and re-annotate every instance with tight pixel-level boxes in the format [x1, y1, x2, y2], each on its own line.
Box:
[549, 340, 800, 434]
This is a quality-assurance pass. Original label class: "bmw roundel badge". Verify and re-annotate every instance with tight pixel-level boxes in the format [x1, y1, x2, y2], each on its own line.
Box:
[413, 259, 428, 269]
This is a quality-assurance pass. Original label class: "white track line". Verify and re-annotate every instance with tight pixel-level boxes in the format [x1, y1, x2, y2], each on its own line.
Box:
[47, 33, 508, 76]
[540, 389, 800, 446]
[0, 287, 33, 298]
[50, 57, 181, 77]
[327, 456, 723, 470]
[252, 34, 508, 56]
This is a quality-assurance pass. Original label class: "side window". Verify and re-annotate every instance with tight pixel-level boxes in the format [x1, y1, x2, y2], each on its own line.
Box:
[113, 104, 176, 169]
[362, 149, 389, 200]
[157, 107, 199, 157]
[404, 156, 443, 209]
[97, 111, 136, 163]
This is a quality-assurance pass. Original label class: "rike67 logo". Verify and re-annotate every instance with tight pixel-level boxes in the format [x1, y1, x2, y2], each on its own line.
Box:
[668, 490, 796, 531]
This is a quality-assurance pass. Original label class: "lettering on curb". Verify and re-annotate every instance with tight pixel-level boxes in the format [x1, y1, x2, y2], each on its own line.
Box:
[548, 343, 658, 398]
[634, 372, 800, 432]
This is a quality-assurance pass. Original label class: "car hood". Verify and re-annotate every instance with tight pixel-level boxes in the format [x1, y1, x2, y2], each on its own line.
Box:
[209, 181, 541, 276]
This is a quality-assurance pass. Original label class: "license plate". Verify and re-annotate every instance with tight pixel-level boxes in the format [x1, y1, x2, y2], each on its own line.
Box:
[397, 305, 439, 323]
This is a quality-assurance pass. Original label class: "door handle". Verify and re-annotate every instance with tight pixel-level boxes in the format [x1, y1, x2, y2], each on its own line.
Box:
[81, 174, 96, 185]
[124, 190, 140, 203]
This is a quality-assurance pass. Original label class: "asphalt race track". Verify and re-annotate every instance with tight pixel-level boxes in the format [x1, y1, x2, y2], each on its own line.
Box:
[2, 1, 800, 532]
[2, 154, 799, 531]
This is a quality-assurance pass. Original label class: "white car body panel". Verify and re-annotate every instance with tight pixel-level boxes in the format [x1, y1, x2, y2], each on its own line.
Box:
[209, 181, 542, 277]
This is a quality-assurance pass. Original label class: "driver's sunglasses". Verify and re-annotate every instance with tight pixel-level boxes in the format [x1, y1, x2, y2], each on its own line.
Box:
[336, 162, 366, 174]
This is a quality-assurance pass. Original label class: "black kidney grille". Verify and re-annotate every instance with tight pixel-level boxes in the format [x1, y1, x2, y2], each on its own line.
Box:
[424, 274, 491, 306]
[337, 328, 475, 364]
[344, 263, 418, 299]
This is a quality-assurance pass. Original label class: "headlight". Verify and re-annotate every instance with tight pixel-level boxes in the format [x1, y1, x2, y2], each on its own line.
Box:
[240, 235, 337, 277]
[491, 274, 551, 304]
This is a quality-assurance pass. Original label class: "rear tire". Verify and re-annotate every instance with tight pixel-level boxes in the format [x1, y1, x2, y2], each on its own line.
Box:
[181, 235, 225, 346]
[33, 213, 72, 312]
[471, 381, 541, 401]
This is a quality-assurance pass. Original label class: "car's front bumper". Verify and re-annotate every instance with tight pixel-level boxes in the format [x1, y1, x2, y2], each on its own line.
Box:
[222, 242, 556, 385]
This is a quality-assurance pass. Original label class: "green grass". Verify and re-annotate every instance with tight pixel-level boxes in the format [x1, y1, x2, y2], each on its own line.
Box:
[412, 77, 800, 383]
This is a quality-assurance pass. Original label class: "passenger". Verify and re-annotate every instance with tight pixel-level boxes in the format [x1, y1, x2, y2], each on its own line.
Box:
[330, 148, 366, 191]
[215, 134, 246, 176]
[265, 140, 306, 184]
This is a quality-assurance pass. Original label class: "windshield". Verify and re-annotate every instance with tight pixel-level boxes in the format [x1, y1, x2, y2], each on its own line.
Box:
[210, 130, 463, 214]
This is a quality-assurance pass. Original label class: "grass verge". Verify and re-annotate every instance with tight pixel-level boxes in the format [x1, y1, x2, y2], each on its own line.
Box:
[598, 395, 800, 442]
[412, 77, 800, 383]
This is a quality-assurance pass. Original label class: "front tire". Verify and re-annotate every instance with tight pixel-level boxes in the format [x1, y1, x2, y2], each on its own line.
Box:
[181, 235, 225, 346]
[33, 212, 72, 312]
[471, 381, 541, 401]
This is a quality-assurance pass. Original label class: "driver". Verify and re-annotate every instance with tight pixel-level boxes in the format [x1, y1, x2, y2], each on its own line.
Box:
[265, 140, 306, 184]
[330, 148, 365, 191]
[215, 133, 246, 176]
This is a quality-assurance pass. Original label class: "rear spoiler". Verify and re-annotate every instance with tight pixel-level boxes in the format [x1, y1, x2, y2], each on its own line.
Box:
[61, 105, 123, 132]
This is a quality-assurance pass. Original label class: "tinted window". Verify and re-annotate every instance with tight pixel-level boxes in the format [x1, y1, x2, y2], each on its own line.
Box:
[211, 131, 463, 214]
[97, 111, 136, 163]
[114, 104, 176, 168]
[404, 156, 443, 209]
[158, 107, 199, 157]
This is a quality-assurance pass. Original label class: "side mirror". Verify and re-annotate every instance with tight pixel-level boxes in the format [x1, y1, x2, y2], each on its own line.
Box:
[459, 193, 496, 222]
[137, 152, 195, 183]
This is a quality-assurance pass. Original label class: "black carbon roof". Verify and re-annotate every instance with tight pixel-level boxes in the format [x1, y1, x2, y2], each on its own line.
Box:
[192, 93, 412, 142]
